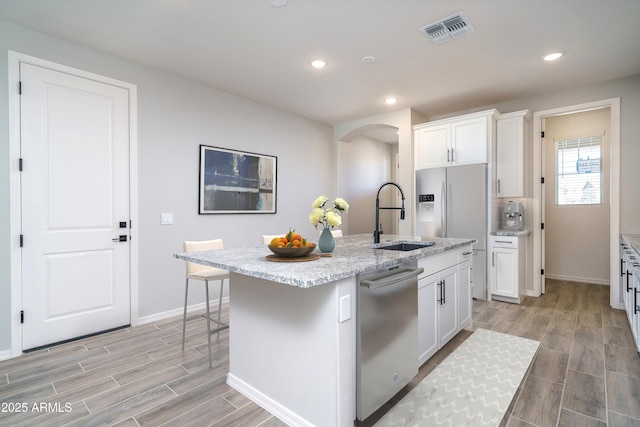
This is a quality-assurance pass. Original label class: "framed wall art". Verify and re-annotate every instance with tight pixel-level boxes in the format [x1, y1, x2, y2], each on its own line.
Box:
[199, 145, 277, 214]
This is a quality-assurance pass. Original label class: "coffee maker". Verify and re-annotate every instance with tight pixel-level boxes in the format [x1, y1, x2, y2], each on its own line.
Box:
[502, 201, 524, 231]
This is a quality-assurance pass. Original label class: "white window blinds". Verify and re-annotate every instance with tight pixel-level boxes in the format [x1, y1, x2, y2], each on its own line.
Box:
[555, 135, 602, 205]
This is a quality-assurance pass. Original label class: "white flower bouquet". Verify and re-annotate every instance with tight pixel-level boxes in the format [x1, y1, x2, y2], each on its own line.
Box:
[309, 196, 349, 229]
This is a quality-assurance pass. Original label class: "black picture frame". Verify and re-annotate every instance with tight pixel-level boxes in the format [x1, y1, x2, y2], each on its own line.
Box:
[199, 145, 277, 214]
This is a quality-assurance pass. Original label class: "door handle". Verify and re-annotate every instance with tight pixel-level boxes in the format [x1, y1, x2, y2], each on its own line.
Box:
[113, 235, 128, 242]
[360, 267, 424, 289]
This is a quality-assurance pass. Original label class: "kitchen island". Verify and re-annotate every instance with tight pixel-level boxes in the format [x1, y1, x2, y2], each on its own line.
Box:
[175, 234, 474, 427]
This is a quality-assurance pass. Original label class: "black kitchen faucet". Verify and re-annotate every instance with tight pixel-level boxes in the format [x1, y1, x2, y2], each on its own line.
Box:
[373, 182, 406, 244]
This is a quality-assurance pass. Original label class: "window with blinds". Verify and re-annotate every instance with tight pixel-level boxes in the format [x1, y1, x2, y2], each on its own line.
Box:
[555, 135, 602, 205]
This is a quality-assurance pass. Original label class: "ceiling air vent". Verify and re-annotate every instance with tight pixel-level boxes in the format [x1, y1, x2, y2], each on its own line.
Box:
[420, 12, 474, 45]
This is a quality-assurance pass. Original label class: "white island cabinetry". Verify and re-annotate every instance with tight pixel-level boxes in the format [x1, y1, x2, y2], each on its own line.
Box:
[175, 235, 475, 427]
[417, 245, 473, 365]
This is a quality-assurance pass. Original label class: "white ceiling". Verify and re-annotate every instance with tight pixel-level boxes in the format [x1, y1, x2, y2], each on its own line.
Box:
[1, 0, 639, 128]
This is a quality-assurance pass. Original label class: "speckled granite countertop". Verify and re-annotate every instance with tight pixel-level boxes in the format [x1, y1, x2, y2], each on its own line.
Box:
[622, 234, 640, 255]
[175, 234, 475, 288]
[491, 230, 530, 237]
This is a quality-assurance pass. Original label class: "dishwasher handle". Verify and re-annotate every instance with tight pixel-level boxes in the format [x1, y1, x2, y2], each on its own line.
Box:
[360, 267, 424, 290]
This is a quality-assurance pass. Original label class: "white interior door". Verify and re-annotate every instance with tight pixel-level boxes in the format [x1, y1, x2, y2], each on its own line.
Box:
[20, 62, 131, 350]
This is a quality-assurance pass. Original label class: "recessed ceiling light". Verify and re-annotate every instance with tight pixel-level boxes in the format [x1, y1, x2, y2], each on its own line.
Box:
[384, 97, 398, 105]
[310, 59, 327, 69]
[543, 52, 564, 61]
[361, 56, 376, 64]
[269, 0, 288, 6]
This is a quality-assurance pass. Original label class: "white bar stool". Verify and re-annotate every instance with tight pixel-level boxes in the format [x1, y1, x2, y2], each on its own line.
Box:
[182, 239, 229, 368]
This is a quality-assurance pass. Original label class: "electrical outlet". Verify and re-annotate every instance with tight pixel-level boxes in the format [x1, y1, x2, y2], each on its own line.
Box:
[161, 213, 173, 225]
[339, 295, 351, 322]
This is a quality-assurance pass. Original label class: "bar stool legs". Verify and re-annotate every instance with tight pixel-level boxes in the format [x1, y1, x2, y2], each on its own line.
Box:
[181, 277, 228, 368]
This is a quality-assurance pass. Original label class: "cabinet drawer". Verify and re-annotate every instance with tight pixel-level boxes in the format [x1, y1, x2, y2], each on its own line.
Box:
[491, 236, 518, 249]
[418, 250, 458, 279]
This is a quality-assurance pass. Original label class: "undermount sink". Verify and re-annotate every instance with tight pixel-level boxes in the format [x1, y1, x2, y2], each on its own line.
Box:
[375, 242, 435, 251]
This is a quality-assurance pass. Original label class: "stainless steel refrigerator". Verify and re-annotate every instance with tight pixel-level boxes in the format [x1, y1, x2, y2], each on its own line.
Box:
[415, 164, 487, 300]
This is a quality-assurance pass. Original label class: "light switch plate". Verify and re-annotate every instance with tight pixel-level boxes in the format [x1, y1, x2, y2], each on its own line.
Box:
[161, 213, 173, 225]
[339, 295, 351, 322]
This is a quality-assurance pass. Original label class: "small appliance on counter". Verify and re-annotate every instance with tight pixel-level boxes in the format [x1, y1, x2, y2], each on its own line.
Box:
[502, 201, 524, 231]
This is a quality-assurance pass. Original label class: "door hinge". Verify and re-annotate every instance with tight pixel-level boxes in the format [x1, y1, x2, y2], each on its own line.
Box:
[20, 234, 24, 247]
[20, 310, 24, 324]
[541, 131, 545, 138]
[541, 223, 545, 230]
[541, 269, 545, 275]
[541, 177, 544, 184]
[18, 81, 22, 95]
[19, 158, 23, 171]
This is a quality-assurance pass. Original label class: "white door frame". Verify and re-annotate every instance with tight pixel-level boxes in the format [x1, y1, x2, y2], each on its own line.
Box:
[532, 98, 620, 307]
[8, 51, 139, 357]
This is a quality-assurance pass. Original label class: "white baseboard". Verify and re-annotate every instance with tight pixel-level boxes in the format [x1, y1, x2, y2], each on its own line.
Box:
[0, 349, 13, 361]
[544, 274, 610, 286]
[136, 297, 229, 326]
[227, 373, 313, 427]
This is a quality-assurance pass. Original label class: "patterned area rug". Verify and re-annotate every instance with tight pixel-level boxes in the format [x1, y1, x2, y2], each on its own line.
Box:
[375, 329, 540, 427]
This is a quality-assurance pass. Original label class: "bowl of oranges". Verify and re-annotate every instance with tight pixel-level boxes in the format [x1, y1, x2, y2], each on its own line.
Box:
[268, 230, 316, 258]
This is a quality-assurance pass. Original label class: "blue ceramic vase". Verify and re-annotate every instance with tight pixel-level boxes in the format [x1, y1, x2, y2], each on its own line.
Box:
[318, 227, 336, 253]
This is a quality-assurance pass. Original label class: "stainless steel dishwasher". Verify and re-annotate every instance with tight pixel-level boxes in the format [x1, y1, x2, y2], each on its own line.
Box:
[357, 261, 423, 421]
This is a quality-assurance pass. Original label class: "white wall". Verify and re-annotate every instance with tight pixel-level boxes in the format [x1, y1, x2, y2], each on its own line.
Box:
[337, 136, 396, 235]
[334, 108, 427, 237]
[0, 19, 334, 352]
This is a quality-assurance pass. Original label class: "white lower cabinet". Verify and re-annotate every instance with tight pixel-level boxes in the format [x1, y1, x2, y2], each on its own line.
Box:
[490, 235, 525, 303]
[457, 259, 472, 328]
[418, 245, 472, 365]
[620, 239, 640, 353]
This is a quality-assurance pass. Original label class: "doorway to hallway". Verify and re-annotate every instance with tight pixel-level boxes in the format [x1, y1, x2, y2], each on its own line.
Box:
[532, 98, 620, 307]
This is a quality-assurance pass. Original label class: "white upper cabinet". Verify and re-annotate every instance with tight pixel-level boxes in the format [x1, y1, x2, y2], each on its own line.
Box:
[496, 110, 531, 198]
[414, 109, 498, 170]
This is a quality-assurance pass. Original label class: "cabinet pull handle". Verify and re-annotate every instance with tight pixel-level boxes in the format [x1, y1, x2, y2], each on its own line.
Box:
[442, 279, 446, 304]
[497, 179, 501, 194]
[492, 252, 495, 267]
[495, 240, 512, 244]
[627, 270, 632, 292]
[437, 280, 442, 305]
[635, 288, 639, 314]
[462, 251, 473, 256]
[450, 149, 454, 162]
[447, 149, 450, 162]
[621, 259, 625, 277]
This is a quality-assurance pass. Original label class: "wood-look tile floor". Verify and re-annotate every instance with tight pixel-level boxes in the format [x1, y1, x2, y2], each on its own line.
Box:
[359, 279, 640, 427]
[2, 279, 639, 426]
